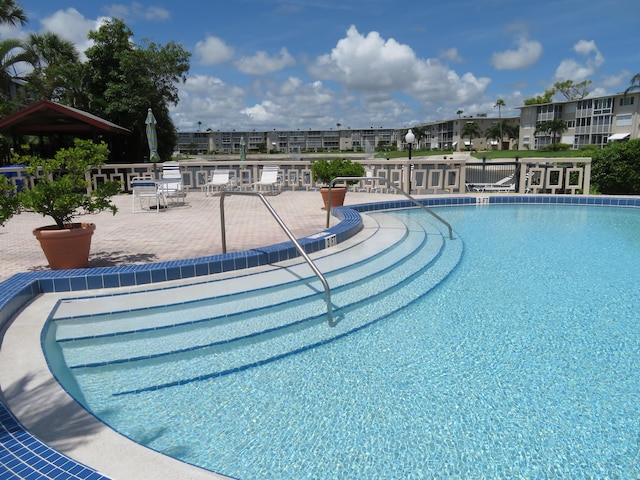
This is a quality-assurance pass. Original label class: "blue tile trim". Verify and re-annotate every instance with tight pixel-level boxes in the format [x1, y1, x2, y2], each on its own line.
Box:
[0, 401, 110, 479]
[1, 193, 639, 477]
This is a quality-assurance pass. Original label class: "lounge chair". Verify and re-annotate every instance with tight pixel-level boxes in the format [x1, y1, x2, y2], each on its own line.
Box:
[252, 165, 280, 194]
[132, 176, 167, 212]
[203, 169, 232, 196]
[467, 174, 515, 192]
[160, 161, 186, 205]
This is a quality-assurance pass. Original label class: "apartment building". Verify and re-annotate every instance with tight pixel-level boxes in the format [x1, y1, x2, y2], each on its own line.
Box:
[416, 115, 520, 151]
[517, 90, 640, 150]
[177, 128, 397, 155]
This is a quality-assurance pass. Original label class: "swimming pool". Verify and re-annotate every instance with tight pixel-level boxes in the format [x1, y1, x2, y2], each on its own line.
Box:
[45, 204, 640, 479]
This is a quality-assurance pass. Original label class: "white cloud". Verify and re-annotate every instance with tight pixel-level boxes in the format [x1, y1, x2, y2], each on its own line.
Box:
[104, 3, 170, 21]
[490, 36, 542, 70]
[554, 39, 605, 82]
[195, 36, 235, 66]
[171, 74, 246, 130]
[440, 47, 462, 63]
[235, 48, 295, 75]
[309, 25, 490, 106]
[38, 8, 105, 57]
[240, 77, 336, 128]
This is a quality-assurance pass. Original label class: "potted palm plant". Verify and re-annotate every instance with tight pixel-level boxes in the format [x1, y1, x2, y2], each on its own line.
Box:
[0, 139, 121, 270]
[310, 157, 365, 209]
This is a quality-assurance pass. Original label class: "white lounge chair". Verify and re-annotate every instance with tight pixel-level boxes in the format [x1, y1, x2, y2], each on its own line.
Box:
[132, 176, 167, 212]
[252, 165, 280, 194]
[203, 169, 232, 196]
[468, 174, 515, 192]
[160, 161, 186, 205]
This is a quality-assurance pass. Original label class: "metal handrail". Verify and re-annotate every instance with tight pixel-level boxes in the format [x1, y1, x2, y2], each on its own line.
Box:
[325, 176, 454, 240]
[220, 191, 335, 326]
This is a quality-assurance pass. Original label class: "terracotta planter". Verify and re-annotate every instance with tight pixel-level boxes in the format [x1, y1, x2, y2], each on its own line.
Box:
[320, 187, 347, 210]
[33, 222, 96, 270]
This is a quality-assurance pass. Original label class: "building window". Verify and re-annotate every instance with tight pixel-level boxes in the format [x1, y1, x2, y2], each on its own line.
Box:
[617, 114, 633, 126]
[620, 96, 634, 106]
[566, 120, 575, 128]
[593, 97, 612, 115]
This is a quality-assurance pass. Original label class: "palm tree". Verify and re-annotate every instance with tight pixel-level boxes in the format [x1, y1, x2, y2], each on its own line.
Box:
[0, 0, 27, 27]
[625, 73, 640, 95]
[494, 98, 506, 149]
[535, 119, 567, 145]
[504, 124, 520, 149]
[461, 121, 481, 151]
[24, 32, 80, 101]
[456, 109, 463, 118]
[484, 123, 503, 149]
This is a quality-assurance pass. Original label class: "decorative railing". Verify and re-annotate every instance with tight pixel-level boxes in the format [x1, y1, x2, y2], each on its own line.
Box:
[0, 156, 591, 196]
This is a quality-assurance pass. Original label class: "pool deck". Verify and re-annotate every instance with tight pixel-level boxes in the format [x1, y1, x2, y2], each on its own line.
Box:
[0, 190, 410, 479]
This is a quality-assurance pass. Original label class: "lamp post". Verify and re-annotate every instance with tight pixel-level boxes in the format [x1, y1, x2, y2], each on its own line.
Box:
[404, 129, 415, 194]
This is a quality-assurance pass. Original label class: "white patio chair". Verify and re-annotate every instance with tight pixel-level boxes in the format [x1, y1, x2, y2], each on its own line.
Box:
[161, 161, 186, 205]
[252, 165, 280, 194]
[203, 168, 232, 196]
[132, 176, 167, 212]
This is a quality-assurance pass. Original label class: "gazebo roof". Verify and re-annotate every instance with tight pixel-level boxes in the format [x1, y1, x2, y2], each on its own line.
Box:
[0, 100, 131, 135]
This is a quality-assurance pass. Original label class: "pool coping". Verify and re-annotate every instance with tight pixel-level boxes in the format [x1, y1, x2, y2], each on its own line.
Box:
[2, 194, 640, 479]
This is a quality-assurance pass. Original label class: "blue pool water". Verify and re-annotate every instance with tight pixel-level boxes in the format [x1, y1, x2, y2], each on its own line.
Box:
[47, 205, 640, 479]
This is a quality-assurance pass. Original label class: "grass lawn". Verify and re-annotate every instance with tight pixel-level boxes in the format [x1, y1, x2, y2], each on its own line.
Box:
[374, 149, 592, 160]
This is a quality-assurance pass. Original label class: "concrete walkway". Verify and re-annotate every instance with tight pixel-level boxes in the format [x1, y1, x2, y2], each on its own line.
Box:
[0, 190, 407, 283]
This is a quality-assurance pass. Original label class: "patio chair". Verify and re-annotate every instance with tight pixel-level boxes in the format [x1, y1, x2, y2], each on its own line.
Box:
[203, 168, 232, 196]
[160, 161, 186, 205]
[132, 176, 167, 212]
[252, 165, 280, 194]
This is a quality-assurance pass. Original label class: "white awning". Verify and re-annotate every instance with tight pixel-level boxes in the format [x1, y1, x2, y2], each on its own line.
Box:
[490, 141, 498, 145]
[608, 132, 630, 141]
[452, 141, 458, 147]
[464, 141, 472, 146]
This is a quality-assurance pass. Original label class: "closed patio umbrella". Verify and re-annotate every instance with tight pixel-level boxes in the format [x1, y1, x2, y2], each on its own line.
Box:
[145, 108, 159, 177]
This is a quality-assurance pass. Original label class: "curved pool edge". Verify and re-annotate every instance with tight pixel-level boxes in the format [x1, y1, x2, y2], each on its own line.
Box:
[1, 194, 640, 480]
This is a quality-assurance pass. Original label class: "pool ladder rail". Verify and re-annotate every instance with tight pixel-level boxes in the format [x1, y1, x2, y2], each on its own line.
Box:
[220, 191, 335, 326]
[325, 176, 454, 240]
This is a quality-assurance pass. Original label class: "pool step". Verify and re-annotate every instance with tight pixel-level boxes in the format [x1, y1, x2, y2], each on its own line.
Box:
[52, 210, 462, 397]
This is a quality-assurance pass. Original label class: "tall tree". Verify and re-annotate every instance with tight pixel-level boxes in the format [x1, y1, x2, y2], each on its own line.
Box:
[554, 79, 592, 100]
[461, 121, 481, 151]
[82, 18, 191, 162]
[625, 73, 640, 95]
[0, 0, 26, 27]
[524, 88, 556, 105]
[24, 32, 80, 101]
[494, 98, 505, 148]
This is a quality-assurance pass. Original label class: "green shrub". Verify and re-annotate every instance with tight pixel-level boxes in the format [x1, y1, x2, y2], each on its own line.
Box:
[591, 139, 640, 194]
[310, 157, 366, 186]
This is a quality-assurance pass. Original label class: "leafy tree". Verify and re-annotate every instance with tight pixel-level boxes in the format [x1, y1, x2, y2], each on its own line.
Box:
[524, 88, 556, 105]
[461, 121, 481, 150]
[591, 139, 640, 194]
[553, 79, 592, 100]
[0, 0, 26, 27]
[82, 18, 191, 162]
[625, 73, 640, 95]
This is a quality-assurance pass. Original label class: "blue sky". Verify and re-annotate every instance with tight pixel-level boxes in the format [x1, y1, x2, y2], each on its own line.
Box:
[3, 0, 639, 131]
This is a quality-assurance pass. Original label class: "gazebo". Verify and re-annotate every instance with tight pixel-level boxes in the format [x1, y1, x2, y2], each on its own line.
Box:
[0, 100, 131, 164]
